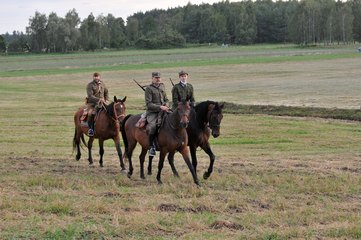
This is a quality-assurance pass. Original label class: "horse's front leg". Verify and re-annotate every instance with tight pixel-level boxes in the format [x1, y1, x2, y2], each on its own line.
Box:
[201, 142, 215, 180]
[189, 144, 198, 174]
[114, 136, 126, 172]
[156, 150, 167, 184]
[99, 139, 104, 167]
[167, 151, 179, 177]
[179, 147, 200, 186]
[147, 155, 154, 175]
[87, 137, 94, 165]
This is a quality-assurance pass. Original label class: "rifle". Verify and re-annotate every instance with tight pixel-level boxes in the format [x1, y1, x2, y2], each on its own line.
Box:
[133, 79, 146, 92]
[169, 78, 175, 87]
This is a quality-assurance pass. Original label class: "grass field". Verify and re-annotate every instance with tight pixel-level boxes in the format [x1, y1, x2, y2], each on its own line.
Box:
[1, 44, 361, 239]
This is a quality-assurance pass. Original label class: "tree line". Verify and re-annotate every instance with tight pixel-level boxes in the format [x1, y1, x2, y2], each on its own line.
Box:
[1, 0, 361, 53]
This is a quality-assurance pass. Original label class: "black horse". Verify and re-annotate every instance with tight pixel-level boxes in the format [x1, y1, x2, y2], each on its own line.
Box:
[147, 100, 224, 179]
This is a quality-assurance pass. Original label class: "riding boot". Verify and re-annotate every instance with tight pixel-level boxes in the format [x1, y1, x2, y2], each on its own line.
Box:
[149, 133, 156, 157]
[87, 114, 95, 136]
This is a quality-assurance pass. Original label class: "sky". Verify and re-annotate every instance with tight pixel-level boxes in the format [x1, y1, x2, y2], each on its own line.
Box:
[0, 0, 232, 34]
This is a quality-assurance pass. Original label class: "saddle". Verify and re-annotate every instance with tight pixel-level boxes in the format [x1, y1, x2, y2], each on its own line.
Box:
[80, 107, 101, 128]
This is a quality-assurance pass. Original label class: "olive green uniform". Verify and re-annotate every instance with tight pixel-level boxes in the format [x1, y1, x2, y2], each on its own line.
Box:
[86, 80, 109, 108]
[86, 80, 109, 134]
[171, 82, 195, 110]
[145, 83, 169, 135]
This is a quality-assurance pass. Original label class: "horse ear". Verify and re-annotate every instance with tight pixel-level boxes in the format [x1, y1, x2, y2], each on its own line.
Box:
[114, 96, 118, 102]
[219, 103, 224, 109]
[122, 96, 127, 102]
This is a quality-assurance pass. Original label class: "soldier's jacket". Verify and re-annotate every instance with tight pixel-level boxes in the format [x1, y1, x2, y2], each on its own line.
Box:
[145, 83, 169, 114]
[86, 80, 109, 106]
[171, 82, 195, 110]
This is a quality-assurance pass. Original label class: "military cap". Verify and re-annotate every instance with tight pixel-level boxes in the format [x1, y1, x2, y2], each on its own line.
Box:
[178, 70, 188, 76]
[152, 72, 161, 78]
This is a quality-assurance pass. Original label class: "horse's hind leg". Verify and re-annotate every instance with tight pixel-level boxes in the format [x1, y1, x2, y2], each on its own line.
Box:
[167, 152, 179, 177]
[99, 140, 104, 167]
[139, 148, 147, 179]
[74, 127, 82, 161]
[87, 138, 94, 166]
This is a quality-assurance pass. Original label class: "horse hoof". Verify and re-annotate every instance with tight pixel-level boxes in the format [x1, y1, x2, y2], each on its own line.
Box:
[89, 163, 94, 167]
[76, 156, 80, 161]
[174, 173, 180, 178]
[157, 180, 163, 185]
[203, 172, 210, 180]
[147, 172, 152, 176]
[127, 173, 132, 179]
[141, 176, 146, 180]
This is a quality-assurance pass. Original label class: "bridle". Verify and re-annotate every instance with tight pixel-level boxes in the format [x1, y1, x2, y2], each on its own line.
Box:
[112, 101, 126, 121]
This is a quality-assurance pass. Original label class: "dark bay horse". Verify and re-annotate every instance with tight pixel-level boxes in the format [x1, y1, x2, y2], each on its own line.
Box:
[148, 101, 224, 179]
[121, 100, 200, 186]
[73, 96, 127, 171]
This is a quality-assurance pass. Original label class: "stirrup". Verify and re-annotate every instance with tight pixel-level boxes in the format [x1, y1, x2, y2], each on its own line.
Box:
[88, 129, 94, 137]
[149, 147, 156, 157]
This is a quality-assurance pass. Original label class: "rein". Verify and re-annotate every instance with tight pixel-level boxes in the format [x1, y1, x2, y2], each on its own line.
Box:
[103, 102, 126, 122]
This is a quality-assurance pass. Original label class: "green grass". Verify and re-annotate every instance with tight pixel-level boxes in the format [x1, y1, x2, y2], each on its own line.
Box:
[1, 44, 360, 77]
[1, 45, 361, 239]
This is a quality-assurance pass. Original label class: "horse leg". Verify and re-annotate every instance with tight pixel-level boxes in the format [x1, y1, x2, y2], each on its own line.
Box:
[114, 137, 126, 172]
[139, 148, 147, 179]
[189, 145, 198, 174]
[126, 140, 137, 178]
[167, 151, 179, 177]
[87, 137, 94, 166]
[179, 148, 200, 186]
[201, 143, 215, 180]
[156, 150, 167, 184]
[147, 155, 154, 175]
[99, 140, 104, 167]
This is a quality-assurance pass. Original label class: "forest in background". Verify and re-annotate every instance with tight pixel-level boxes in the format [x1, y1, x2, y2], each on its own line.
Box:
[1, 0, 361, 53]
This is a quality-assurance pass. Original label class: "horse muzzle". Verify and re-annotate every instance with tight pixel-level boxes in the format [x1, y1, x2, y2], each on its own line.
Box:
[211, 130, 220, 138]
[180, 121, 189, 128]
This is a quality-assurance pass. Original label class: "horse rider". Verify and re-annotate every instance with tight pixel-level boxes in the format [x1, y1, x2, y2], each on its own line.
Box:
[86, 72, 109, 136]
[145, 71, 170, 156]
[171, 70, 195, 110]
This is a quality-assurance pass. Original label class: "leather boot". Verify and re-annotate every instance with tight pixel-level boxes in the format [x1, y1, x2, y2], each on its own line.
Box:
[149, 133, 156, 156]
[87, 114, 95, 136]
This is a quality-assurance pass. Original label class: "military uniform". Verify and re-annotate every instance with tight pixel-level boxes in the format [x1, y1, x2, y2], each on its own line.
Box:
[86, 80, 109, 107]
[86, 79, 109, 136]
[145, 82, 169, 135]
[171, 82, 195, 110]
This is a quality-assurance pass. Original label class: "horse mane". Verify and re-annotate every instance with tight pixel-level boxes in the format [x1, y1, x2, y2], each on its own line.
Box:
[195, 100, 216, 126]
[106, 102, 115, 118]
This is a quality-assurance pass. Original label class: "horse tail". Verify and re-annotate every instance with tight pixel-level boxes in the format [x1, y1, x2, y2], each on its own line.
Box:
[121, 114, 132, 154]
[72, 127, 77, 153]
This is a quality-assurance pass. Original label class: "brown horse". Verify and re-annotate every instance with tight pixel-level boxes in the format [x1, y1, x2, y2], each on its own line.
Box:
[148, 101, 224, 179]
[73, 96, 127, 171]
[121, 100, 200, 186]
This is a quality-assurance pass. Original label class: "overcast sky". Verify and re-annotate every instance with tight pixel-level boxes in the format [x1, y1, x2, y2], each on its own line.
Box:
[0, 0, 234, 34]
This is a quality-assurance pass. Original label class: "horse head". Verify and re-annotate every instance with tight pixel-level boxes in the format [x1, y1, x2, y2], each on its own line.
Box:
[112, 96, 127, 121]
[208, 102, 224, 138]
[176, 99, 191, 129]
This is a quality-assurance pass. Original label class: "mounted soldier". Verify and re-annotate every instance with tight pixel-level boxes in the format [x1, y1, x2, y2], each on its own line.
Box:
[86, 72, 109, 136]
[171, 70, 195, 110]
[145, 71, 170, 156]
